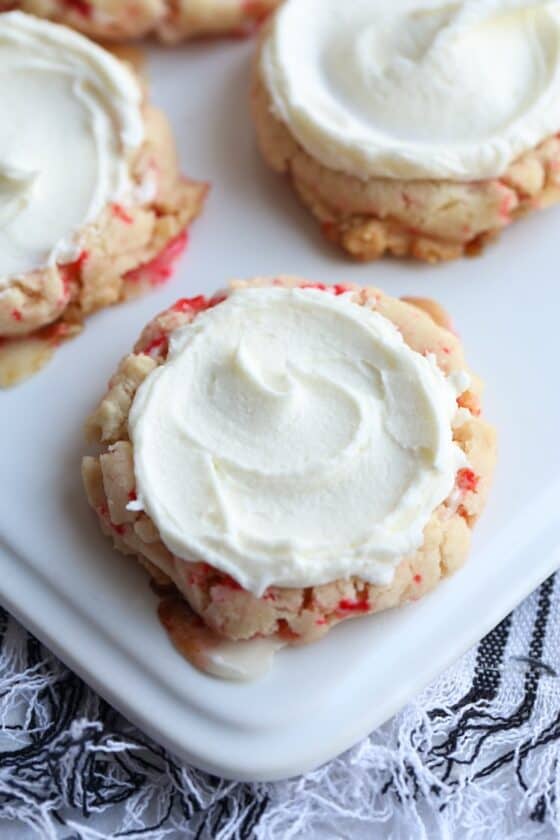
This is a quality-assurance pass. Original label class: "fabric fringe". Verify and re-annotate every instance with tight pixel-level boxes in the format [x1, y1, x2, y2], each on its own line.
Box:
[0, 577, 559, 838]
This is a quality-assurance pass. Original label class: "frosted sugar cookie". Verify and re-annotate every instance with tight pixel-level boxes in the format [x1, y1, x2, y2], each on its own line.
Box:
[83, 278, 496, 677]
[1, 1, 278, 42]
[253, 0, 560, 262]
[0, 12, 206, 386]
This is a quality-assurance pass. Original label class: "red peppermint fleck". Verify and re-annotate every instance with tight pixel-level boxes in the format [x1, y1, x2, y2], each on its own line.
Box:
[219, 574, 243, 591]
[277, 620, 300, 641]
[41, 320, 72, 347]
[499, 194, 513, 219]
[300, 282, 328, 291]
[142, 334, 168, 357]
[60, 249, 89, 287]
[315, 618, 328, 626]
[124, 231, 188, 288]
[11, 309, 22, 322]
[457, 468, 479, 493]
[338, 598, 370, 613]
[171, 293, 226, 315]
[299, 282, 350, 296]
[127, 490, 137, 502]
[29, 321, 64, 349]
[208, 294, 227, 308]
[63, 0, 92, 17]
[171, 295, 208, 314]
[111, 204, 134, 225]
[413, 574, 423, 585]
[96, 504, 125, 535]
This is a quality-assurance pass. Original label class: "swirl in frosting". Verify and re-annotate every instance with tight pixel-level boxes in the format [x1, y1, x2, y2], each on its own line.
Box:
[261, 0, 560, 181]
[0, 12, 144, 287]
[129, 288, 468, 596]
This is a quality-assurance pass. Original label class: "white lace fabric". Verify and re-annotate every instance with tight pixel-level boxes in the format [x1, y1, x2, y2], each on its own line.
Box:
[0, 575, 558, 839]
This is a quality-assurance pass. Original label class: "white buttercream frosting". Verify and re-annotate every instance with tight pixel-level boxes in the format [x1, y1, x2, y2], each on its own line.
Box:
[261, 0, 560, 181]
[0, 11, 144, 288]
[129, 287, 468, 596]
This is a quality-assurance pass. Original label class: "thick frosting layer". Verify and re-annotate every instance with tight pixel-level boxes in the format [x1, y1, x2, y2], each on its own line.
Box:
[0, 12, 144, 287]
[261, 0, 560, 181]
[130, 288, 468, 596]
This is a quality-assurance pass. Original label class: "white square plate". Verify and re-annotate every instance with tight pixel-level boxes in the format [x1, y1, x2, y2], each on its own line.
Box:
[2, 41, 560, 782]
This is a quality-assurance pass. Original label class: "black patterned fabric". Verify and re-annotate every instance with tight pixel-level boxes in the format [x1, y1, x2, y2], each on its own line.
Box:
[0, 576, 559, 838]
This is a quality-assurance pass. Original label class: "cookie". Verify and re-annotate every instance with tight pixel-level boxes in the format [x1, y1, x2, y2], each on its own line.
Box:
[2, 0, 279, 41]
[252, 0, 560, 263]
[0, 13, 206, 386]
[82, 278, 496, 648]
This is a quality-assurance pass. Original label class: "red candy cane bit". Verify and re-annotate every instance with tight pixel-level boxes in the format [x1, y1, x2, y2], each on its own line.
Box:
[111, 204, 134, 225]
[171, 295, 209, 314]
[277, 620, 300, 641]
[11, 309, 22, 322]
[300, 282, 350, 296]
[63, 0, 92, 17]
[338, 598, 370, 613]
[218, 573, 244, 591]
[127, 490, 137, 502]
[494, 181, 516, 221]
[413, 574, 423, 585]
[96, 504, 125, 535]
[457, 468, 480, 493]
[209, 294, 227, 308]
[300, 282, 328, 291]
[60, 249, 89, 287]
[124, 231, 188, 288]
[315, 618, 328, 626]
[171, 293, 227, 315]
[142, 334, 169, 357]
[499, 193, 514, 220]
[44, 321, 73, 346]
